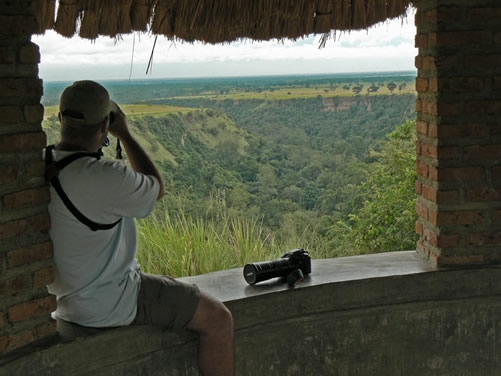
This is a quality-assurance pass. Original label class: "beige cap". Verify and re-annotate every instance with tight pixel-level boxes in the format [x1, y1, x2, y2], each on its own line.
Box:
[59, 80, 112, 127]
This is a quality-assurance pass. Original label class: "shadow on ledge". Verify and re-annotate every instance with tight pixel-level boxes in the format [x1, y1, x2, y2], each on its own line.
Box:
[2, 251, 501, 375]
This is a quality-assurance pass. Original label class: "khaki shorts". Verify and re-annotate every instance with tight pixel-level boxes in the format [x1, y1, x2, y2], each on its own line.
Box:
[132, 272, 200, 333]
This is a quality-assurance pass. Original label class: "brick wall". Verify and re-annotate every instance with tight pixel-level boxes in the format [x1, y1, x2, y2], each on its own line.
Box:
[0, 1, 56, 354]
[415, 0, 501, 266]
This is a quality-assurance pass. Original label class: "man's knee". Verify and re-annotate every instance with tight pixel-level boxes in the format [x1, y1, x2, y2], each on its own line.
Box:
[214, 302, 233, 331]
[189, 293, 233, 335]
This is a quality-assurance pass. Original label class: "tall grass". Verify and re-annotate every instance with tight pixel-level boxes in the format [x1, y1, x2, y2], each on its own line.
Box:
[136, 197, 282, 277]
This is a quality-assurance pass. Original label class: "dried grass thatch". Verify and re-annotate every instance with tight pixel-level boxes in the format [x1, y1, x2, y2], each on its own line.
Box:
[35, 0, 414, 43]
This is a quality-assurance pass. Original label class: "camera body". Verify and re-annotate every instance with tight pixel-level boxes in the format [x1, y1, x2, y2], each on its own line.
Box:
[243, 248, 311, 286]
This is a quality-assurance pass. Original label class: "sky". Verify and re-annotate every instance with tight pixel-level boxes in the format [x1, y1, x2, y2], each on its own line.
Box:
[32, 7, 417, 82]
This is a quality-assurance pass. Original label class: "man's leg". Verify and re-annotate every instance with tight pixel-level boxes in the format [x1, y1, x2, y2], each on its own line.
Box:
[188, 292, 234, 376]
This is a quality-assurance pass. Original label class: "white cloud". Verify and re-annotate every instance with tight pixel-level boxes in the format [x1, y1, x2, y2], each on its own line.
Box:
[32, 8, 417, 80]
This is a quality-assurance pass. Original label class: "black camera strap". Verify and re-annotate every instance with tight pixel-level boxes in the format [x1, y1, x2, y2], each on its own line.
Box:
[45, 144, 122, 231]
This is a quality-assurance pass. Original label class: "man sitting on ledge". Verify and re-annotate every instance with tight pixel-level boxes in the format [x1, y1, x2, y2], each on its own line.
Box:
[46, 80, 234, 376]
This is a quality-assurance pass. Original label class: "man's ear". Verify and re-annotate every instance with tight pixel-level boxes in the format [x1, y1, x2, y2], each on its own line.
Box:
[58, 112, 62, 123]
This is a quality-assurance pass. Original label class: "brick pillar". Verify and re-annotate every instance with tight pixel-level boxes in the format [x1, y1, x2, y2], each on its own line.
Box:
[0, 1, 56, 354]
[415, 0, 501, 266]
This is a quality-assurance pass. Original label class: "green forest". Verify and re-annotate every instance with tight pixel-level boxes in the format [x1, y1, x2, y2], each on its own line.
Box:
[43, 72, 418, 275]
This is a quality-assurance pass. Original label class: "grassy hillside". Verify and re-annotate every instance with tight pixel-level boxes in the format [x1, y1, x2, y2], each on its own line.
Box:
[42, 106, 250, 166]
[42, 74, 418, 268]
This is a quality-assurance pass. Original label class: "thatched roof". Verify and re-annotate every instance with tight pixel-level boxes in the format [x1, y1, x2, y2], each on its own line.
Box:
[34, 0, 414, 44]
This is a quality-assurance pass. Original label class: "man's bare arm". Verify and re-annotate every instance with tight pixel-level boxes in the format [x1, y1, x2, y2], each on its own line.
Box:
[108, 109, 165, 200]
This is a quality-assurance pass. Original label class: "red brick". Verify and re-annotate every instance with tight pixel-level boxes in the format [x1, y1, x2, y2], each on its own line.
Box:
[422, 56, 436, 70]
[33, 266, 54, 288]
[416, 98, 423, 112]
[26, 160, 45, 177]
[417, 159, 429, 178]
[19, 43, 40, 64]
[0, 15, 39, 35]
[418, 141, 438, 158]
[437, 190, 460, 204]
[416, 180, 423, 195]
[438, 234, 459, 248]
[3, 186, 50, 210]
[28, 214, 51, 231]
[437, 124, 488, 138]
[8, 296, 56, 323]
[0, 166, 17, 184]
[416, 121, 428, 135]
[465, 232, 501, 246]
[416, 201, 429, 220]
[7, 241, 53, 268]
[438, 146, 460, 159]
[0, 132, 46, 152]
[466, 187, 501, 201]
[435, 210, 484, 225]
[439, 167, 484, 181]
[416, 77, 429, 92]
[438, 77, 484, 93]
[428, 123, 438, 138]
[35, 321, 57, 338]
[0, 336, 7, 353]
[0, 330, 34, 353]
[429, 31, 490, 47]
[494, 210, 501, 221]
[0, 106, 23, 124]
[495, 77, 501, 90]
[429, 78, 438, 93]
[0, 274, 31, 298]
[0, 78, 43, 97]
[0, 47, 15, 64]
[429, 165, 438, 181]
[437, 102, 462, 116]
[429, 207, 438, 226]
[24, 104, 44, 123]
[435, 6, 461, 22]
[436, 255, 484, 267]
[415, 56, 423, 69]
[422, 100, 438, 116]
[493, 166, 501, 179]
[468, 7, 501, 22]
[464, 55, 501, 70]
[0, 219, 26, 240]
[416, 221, 423, 235]
[424, 227, 438, 247]
[415, 34, 427, 48]
[423, 185, 437, 202]
[421, 8, 436, 23]
[466, 100, 501, 114]
[464, 145, 501, 160]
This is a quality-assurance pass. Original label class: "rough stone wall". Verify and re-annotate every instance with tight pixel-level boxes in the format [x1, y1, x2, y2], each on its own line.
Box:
[0, 0, 56, 354]
[415, 0, 501, 266]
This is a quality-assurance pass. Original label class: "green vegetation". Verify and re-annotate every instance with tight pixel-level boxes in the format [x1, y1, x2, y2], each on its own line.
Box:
[43, 73, 418, 276]
[136, 196, 280, 277]
[329, 121, 418, 256]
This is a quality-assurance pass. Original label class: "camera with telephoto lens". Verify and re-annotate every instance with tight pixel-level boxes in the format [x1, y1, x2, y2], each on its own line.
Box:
[243, 248, 311, 287]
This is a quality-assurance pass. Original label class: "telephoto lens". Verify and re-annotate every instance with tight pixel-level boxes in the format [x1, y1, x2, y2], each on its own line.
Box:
[243, 259, 292, 285]
[243, 248, 311, 286]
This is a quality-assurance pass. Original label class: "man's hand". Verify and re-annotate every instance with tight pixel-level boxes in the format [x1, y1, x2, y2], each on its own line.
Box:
[108, 107, 131, 141]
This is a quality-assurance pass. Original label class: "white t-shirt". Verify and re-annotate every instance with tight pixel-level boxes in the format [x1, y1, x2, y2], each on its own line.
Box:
[47, 149, 160, 327]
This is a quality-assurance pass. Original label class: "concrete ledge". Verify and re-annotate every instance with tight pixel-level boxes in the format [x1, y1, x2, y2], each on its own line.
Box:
[2, 251, 501, 375]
